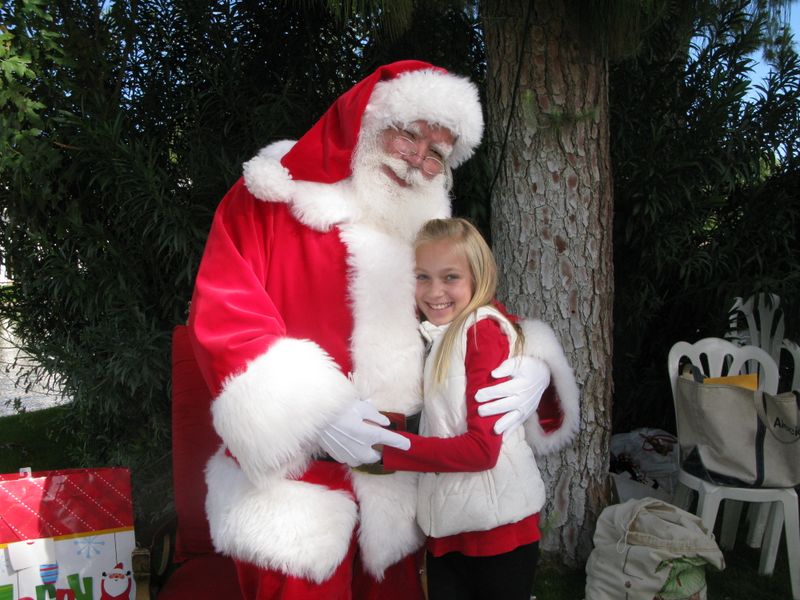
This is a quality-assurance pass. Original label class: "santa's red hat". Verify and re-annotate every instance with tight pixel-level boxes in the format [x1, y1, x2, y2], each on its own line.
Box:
[243, 60, 483, 201]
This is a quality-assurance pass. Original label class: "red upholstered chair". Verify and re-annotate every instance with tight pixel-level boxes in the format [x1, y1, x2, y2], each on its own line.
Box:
[144, 325, 243, 599]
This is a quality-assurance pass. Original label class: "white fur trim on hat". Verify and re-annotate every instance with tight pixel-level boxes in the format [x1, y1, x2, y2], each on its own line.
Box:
[211, 337, 357, 486]
[243, 142, 359, 230]
[363, 68, 484, 167]
[519, 319, 581, 454]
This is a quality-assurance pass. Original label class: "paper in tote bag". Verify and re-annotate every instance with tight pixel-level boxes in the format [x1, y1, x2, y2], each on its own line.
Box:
[676, 373, 800, 487]
[0, 467, 136, 600]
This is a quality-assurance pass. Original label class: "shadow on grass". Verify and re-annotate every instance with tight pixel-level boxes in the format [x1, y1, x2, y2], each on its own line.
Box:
[534, 561, 586, 599]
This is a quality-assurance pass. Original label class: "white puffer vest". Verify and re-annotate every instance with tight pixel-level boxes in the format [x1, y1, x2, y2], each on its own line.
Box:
[416, 306, 546, 538]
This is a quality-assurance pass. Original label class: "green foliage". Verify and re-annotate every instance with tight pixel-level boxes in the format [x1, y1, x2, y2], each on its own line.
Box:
[0, 0, 355, 522]
[0, 0, 486, 526]
[313, 0, 416, 40]
[0, 0, 63, 172]
[610, 0, 800, 431]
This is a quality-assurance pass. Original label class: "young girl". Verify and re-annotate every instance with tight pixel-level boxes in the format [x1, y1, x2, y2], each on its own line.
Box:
[382, 217, 546, 600]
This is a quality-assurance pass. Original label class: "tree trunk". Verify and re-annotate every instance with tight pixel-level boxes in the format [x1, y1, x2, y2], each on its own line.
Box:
[482, 0, 614, 566]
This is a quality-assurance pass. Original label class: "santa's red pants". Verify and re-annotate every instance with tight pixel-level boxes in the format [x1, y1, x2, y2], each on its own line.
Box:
[235, 544, 423, 600]
[233, 461, 424, 599]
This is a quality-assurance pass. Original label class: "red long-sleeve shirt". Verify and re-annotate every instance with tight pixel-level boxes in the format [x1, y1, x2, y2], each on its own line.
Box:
[383, 318, 540, 557]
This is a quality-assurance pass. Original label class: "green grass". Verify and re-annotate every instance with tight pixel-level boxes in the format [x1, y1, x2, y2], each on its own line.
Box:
[0, 405, 76, 473]
[533, 562, 586, 599]
[0, 409, 795, 600]
[705, 530, 794, 600]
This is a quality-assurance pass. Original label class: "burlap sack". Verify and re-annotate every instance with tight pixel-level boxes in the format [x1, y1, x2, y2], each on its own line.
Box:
[585, 497, 724, 600]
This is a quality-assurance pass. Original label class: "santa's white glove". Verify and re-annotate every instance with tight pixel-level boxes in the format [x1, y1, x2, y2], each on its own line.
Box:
[320, 400, 411, 467]
[474, 356, 551, 435]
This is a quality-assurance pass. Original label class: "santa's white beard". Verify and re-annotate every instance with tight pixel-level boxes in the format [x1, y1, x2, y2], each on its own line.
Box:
[348, 136, 451, 242]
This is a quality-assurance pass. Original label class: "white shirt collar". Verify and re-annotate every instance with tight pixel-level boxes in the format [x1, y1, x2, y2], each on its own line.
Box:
[419, 320, 451, 345]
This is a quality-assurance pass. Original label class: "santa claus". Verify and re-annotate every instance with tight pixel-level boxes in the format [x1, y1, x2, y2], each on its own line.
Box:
[188, 60, 579, 599]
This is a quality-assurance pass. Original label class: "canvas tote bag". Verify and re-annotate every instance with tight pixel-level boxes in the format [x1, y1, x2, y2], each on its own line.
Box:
[585, 497, 724, 600]
[676, 374, 800, 487]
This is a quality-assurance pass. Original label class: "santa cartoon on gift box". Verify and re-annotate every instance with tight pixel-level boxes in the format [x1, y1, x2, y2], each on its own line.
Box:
[100, 562, 132, 600]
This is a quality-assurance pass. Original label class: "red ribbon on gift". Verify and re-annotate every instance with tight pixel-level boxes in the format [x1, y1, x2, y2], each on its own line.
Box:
[0, 467, 134, 543]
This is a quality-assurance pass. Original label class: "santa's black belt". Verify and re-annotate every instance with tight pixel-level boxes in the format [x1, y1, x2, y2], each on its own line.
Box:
[383, 411, 420, 435]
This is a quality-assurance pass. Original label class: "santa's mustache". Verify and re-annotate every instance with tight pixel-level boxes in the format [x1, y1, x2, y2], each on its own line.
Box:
[381, 155, 429, 187]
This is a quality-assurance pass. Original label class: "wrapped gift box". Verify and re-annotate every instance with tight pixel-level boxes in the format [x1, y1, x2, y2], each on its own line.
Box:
[0, 467, 136, 600]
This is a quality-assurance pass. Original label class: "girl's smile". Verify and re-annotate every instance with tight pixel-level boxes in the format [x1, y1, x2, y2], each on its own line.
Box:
[414, 239, 474, 326]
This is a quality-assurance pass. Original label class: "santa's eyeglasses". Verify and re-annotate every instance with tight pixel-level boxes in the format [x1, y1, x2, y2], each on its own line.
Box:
[390, 134, 446, 176]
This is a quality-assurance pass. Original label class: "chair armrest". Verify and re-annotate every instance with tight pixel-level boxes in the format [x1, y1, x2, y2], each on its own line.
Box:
[133, 546, 152, 600]
[149, 516, 178, 583]
[133, 515, 178, 599]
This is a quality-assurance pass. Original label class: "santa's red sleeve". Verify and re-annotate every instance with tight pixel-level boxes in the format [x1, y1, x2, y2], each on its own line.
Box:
[188, 180, 357, 485]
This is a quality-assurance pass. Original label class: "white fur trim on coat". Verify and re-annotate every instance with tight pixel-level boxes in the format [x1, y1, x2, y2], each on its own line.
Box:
[350, 470, 425, 579]
[341, 224, 425, 417]
[212, 338, 357, 486]
[364, 69, 484, 167]
[205, 451, 358, 583]
[520, 319, 581, 454]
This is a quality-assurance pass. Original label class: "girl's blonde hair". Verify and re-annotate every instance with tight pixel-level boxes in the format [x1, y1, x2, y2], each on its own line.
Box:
[414, 218, 524, 385]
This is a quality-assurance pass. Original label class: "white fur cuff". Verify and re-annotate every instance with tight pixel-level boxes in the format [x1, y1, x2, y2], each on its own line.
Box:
[205, 451, 358, 583]
[212, 338, 356, 485]
[520, 319, 581, 454]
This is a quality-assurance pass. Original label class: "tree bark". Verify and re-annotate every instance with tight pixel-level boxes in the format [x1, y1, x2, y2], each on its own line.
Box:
[482, 0, 614, 566]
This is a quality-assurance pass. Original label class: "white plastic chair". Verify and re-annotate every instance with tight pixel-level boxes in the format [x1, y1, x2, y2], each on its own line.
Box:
[783, 338, 800, 391]
[726, 294, 799, 545]
[668, 338, 799, 600]
[727, 294, 785, 365]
